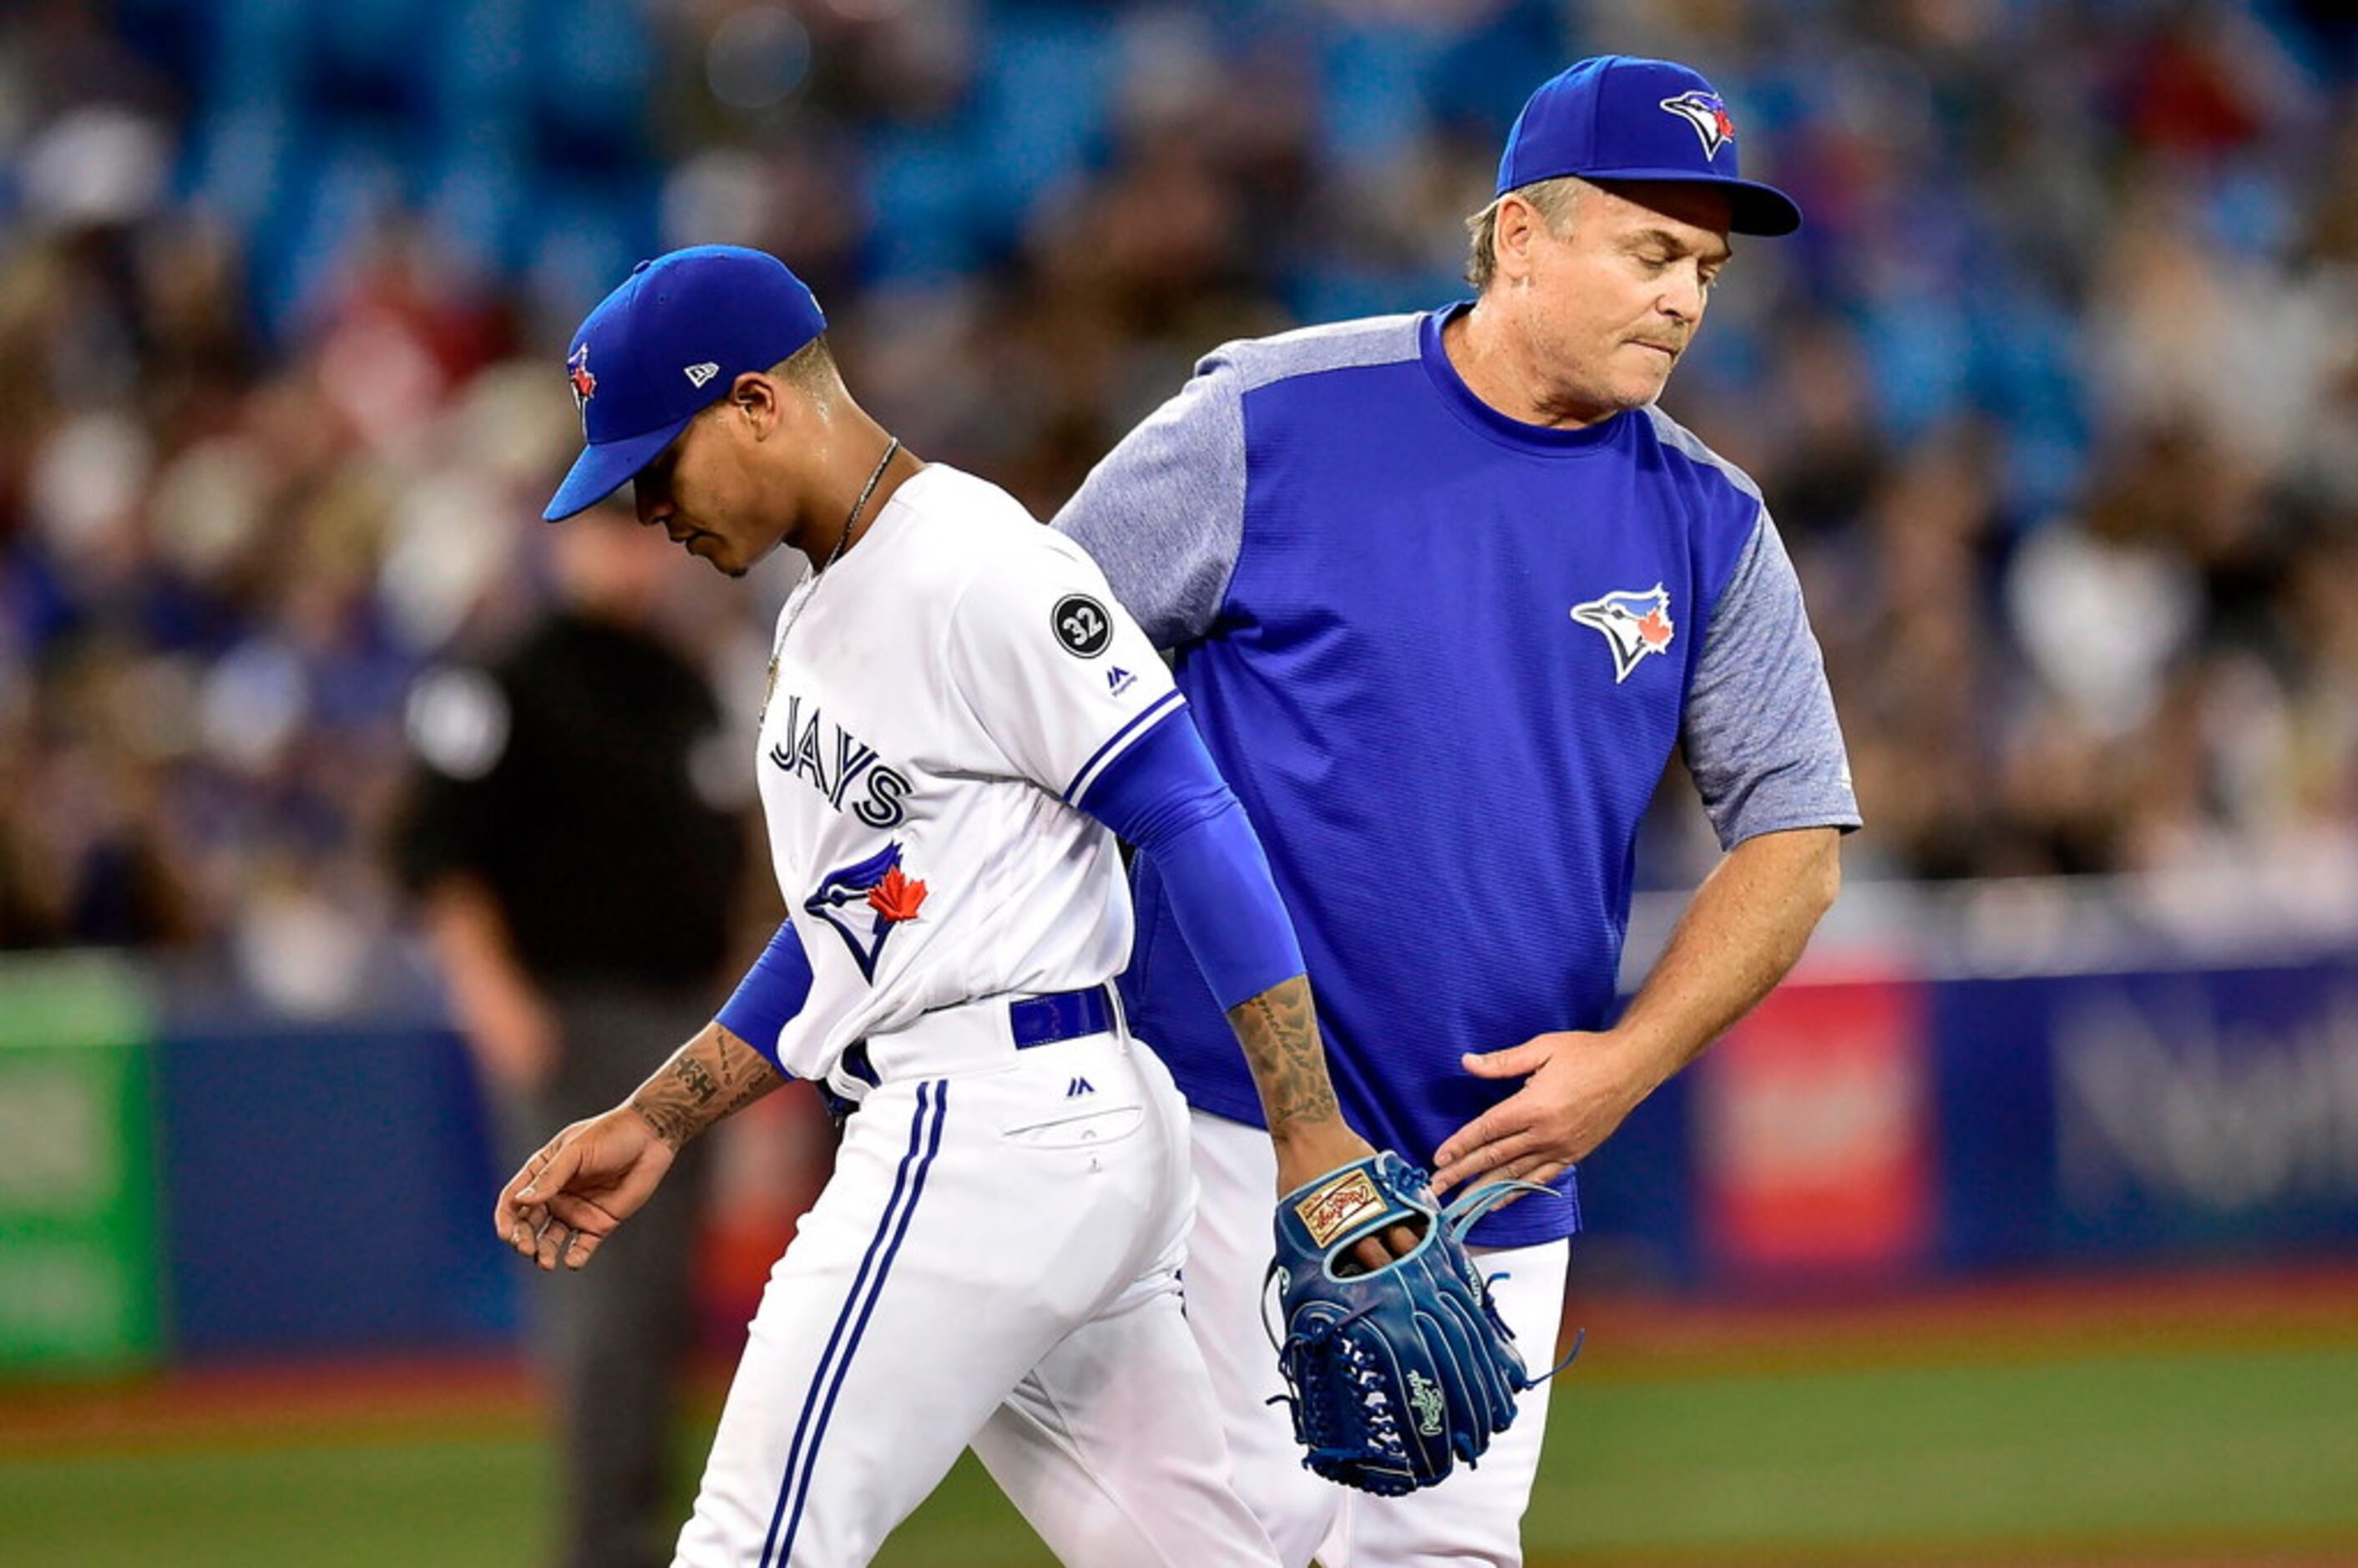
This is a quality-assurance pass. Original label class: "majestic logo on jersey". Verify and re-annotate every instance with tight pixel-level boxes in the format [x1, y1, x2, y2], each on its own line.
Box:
[1105, 665, 1136, 697]
[567, 346, 597, 428]
[767, 693, 913, 829]
[1065, 1077, 1095, 1098]
[1660, 89, 1736, 157]
[1570, 584, 1675, 683]
[1053, 594, 1111, 658]
[805, 842, 929, 980]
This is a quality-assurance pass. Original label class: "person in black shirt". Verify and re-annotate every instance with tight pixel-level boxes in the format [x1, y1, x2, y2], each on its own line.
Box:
[393, 503, 745, 1568]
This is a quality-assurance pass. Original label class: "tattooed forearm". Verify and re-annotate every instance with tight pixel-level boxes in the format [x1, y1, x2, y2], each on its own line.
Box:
[633, 1093, 699, 1147]
[677, 1055, 721, 1107]
[1226, 974, 1343, 1137]
[628, 1023, 787, 1150]
[713, 1067, 777, 1120]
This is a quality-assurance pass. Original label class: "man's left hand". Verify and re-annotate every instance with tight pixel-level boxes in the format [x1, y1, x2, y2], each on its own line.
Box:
[495, 1105, 676, 1272]
[1429, 1029, 1653, 1198]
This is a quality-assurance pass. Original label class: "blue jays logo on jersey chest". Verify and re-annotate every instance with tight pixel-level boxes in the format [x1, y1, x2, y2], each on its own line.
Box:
[768, 692, 913, 828]
[807, 840, 929, 979]
[1570, 584, 1675, 683]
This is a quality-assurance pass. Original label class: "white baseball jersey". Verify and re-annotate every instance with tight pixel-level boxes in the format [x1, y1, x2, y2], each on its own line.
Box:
[673, 463, 1279, 1566]
[751, 463, 1178, 1084]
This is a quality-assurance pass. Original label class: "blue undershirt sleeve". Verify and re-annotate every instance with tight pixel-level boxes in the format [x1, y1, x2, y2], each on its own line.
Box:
[1074, 708, 1305, 1011]
[714, 920, 815, 1074]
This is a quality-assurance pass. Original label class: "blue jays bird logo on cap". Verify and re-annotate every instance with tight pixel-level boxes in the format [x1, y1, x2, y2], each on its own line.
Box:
[1495, 58, 1800, 236]
[1660, 89, 1736, 157]
[567, 345, 597, 429]
[806, 841, 929, 981]
[1571, 585, 1676, 683]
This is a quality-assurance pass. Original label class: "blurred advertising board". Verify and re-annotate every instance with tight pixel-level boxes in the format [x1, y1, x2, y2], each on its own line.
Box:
[1695, 974, 1936, 1282]
[1935, 959, 2358, 1270]
[1584, 948, 2358, 1287]
[0, 953, 163, 1376]
[1627, 956, 2358, 1283]
[156, 1014, 515, 1355]
[16, 939, 2355, 1363]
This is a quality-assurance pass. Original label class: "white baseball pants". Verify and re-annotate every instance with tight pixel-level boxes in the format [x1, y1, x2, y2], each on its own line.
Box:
[673, 1027, 1278, 1567]
[1183, 1110, 1571, 1568]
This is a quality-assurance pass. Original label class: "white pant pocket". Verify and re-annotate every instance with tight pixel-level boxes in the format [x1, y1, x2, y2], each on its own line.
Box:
[999, 1102, 1146, 1151]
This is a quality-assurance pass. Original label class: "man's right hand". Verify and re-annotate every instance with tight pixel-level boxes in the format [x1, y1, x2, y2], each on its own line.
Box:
[494, 1107, 676, 1272]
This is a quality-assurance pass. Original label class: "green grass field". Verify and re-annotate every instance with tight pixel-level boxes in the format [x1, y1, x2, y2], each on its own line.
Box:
[6, 1283, 2356, 1566]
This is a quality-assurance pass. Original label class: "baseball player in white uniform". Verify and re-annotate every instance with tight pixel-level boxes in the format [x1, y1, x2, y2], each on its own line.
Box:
[495, 245, 1399, 1567]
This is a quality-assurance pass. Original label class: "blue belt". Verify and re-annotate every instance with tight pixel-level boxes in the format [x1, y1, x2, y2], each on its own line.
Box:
[1008, 984, 1117, 1049]
[822, 984, 1117, 1120]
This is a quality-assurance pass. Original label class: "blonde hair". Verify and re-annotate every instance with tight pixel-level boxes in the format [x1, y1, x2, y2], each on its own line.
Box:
[1464, 176, 1584, 290]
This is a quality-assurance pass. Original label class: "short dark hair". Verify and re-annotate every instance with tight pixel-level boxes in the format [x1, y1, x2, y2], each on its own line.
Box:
[771, 334, 839, 404]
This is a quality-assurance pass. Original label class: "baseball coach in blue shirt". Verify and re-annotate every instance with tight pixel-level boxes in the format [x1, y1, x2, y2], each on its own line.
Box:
[1055, 53, 1860, 1568]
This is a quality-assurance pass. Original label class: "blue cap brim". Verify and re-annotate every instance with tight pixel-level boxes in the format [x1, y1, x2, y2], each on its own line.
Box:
[542, 415, 696, 522]
[1581, 169, 1802, 236]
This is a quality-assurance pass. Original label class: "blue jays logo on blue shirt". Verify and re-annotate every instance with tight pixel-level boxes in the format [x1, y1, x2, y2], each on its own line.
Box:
[1660, 90, 1736, 158]
[805, 841, 929, 981]
[1571, 585, 1676, 684]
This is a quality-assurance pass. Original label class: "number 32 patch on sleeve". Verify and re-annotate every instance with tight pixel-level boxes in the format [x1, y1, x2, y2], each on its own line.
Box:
[1052, 594, 1111, 658]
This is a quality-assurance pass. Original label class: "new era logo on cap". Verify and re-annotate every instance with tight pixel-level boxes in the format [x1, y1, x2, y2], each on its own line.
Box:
[544, 246, 828, 522]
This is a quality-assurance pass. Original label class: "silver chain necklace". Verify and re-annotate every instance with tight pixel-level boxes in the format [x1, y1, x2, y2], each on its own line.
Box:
[762, 435, 902, 721]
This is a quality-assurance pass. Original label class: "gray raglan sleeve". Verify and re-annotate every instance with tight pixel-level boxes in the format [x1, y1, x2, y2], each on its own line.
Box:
[1684, 510, 1863, 847]
[1050, 350, 1248, 650]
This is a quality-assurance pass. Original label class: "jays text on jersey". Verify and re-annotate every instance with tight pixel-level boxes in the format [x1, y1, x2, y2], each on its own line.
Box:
[1056, 305, 1861, 1247]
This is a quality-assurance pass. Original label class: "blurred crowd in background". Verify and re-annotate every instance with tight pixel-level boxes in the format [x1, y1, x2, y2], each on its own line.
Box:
[3, 0, 2355, 1011]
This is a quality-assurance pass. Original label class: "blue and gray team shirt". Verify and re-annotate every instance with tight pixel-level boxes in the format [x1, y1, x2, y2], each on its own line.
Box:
[1053, 305, 1861, 1247]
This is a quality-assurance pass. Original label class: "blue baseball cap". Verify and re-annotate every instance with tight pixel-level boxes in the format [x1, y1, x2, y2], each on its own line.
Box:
[1497, 56, 1801, 237]
[544, 245, 827, 522]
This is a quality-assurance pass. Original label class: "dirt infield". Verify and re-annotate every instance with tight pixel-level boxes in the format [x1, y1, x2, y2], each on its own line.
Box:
[8, 1260, 2355, 1455]
[1555, 1260, 2358, 1376]
[1532, 1552, 2358, 1566]
[0, 1353, 538, 1454]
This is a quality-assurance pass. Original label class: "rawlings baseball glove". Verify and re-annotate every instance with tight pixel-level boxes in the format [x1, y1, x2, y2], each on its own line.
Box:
[1268, 1151, 1555, 1496]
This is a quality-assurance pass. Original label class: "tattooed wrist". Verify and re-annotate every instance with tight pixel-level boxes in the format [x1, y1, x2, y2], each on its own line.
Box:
[629, 1025, 786, 1150]
[1227, 975, 1343, 1135]
[630, 1093, 699, 1149]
